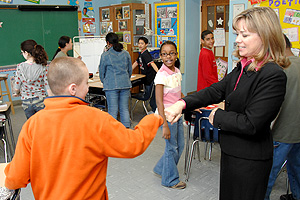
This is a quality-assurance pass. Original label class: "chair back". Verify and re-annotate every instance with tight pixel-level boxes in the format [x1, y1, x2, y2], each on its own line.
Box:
[194, 110, 219, 142]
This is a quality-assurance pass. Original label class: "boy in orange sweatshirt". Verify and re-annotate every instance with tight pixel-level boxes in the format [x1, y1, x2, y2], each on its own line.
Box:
[2, 57, 163, 200]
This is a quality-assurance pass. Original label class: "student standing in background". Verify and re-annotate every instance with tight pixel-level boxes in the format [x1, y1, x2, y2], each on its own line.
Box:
[13, 39, 50, 119]
[197, 30, 218, 91]
[99, 32, 132, 128]
[132, 36, 158, 113]
[264, 35, 300, 200]
[52, 36, 73, 60]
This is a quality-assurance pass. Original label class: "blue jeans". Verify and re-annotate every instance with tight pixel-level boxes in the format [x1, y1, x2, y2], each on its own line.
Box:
[153, 117, 185, 187]
[22, 97, 45, 119]
[105, 89, 131, 128]
[265, 142, 300, 200]
[144, 83, 156, 112]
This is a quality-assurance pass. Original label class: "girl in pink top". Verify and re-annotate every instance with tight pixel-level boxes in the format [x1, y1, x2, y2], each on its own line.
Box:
[153, 41, 186, 189]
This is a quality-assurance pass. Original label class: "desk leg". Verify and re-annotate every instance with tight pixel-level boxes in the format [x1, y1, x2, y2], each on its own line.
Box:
[2, 123, 13, 162]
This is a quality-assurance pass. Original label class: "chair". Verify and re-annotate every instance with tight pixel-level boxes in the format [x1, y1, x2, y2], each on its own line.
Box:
[0, 118, 11, 163]
[131, 83, 155, 120]
[185, 110, 219, 181]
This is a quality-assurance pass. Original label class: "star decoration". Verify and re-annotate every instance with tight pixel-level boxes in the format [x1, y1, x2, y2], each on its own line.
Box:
[217, 17, 223, 25]
[0, 22, 3, 28]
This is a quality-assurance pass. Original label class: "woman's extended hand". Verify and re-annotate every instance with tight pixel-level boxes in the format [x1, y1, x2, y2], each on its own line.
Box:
[164, 100, 185, 124]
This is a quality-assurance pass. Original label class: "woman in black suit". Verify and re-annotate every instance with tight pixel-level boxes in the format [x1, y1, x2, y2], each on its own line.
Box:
[165, 7, 290, 200]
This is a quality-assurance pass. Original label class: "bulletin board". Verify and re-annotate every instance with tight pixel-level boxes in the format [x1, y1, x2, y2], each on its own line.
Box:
[258, 1, 300, 55]
[154, 1, 179, 50]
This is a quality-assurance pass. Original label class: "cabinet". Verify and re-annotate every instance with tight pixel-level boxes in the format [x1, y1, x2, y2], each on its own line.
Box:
[99, 3, 152, 74]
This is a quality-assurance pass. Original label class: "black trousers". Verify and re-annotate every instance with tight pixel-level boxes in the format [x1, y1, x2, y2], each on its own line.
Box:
[220, 151, 272, 200]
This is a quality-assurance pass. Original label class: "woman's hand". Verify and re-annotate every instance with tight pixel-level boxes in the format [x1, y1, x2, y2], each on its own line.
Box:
[162, 125, 171, 140]
[164, 100, 185, 124]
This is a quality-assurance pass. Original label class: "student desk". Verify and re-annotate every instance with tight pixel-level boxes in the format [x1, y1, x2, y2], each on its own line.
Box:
[88, 74, 146, 87]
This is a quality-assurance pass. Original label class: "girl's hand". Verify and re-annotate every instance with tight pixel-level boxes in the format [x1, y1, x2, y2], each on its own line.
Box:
[209, 108, 218, 125]
[162, 126, 171, 140]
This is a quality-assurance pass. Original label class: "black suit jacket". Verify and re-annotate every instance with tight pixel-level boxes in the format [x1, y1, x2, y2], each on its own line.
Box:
[184, 62, 287, 160]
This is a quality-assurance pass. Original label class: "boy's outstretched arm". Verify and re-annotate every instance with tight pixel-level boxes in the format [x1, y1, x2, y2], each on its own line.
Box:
[99, 112, 163, 158]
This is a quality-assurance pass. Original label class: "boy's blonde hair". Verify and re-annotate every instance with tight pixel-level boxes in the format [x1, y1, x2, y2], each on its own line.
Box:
[48, 57, 87, 95]
[232, 7, 290, 71]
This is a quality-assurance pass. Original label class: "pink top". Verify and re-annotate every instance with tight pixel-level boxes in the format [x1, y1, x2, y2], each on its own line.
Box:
[154, 64, 182, 108]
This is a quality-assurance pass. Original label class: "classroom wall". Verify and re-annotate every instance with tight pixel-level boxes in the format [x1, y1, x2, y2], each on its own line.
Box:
[0, 0, 200, 97]
[182, 0, 201, 95]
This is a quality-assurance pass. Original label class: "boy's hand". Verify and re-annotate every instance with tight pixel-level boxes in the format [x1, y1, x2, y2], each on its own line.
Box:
[165, 101, 185, 124]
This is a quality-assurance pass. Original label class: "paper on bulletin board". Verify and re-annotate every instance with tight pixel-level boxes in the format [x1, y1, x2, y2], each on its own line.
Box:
[291, 48, 300, 56]
[283, 27, 299, 42]
[214, 28, 226, 47]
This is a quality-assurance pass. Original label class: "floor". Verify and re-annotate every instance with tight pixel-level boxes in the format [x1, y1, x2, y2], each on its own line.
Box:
[1, 103, 287, 200]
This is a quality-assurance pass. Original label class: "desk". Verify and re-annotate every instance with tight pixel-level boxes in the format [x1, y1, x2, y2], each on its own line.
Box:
[87, 74, 145, 110]
[88, 74, 146, 89]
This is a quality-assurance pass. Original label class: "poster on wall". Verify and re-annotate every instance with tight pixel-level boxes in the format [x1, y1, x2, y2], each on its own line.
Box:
[116, 7, 123, 20]
[155, 1, 179, 49]
[102, 8, 110, 21]
[119, 20, 128, 31]
[123, 6, 130, 19]
[123, 31, 131, 44]
[83, 2, 94, 18]
[100, 22, 113, 36]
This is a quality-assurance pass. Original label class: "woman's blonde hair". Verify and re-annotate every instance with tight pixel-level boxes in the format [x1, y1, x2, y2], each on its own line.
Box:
[232, 7, 290, 71]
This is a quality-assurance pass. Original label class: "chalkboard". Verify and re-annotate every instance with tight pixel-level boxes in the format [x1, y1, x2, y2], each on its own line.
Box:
[0, 5, 78, 66]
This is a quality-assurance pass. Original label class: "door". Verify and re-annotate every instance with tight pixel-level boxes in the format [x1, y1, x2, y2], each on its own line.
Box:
[202, 0, 229, 62]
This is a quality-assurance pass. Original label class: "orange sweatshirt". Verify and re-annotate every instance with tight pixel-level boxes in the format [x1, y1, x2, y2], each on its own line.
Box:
[5, 96, 163, 200]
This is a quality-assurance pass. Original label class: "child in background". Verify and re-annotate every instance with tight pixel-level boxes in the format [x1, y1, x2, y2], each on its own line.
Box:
[99, 32, 132, 128]
[52, 36, 75, 60]
[197, 30, 218, 91]
[13, 39, 50, 119]
[132, 36, 158, 112]
[4, 57, 163, 199]
[153, 41, 186, 189]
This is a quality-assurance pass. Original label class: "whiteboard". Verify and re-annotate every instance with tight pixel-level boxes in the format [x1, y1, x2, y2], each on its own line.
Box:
[73, 36, 106, 74]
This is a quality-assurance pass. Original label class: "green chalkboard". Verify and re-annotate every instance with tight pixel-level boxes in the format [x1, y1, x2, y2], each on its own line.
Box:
[0, 6, 78, 66]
